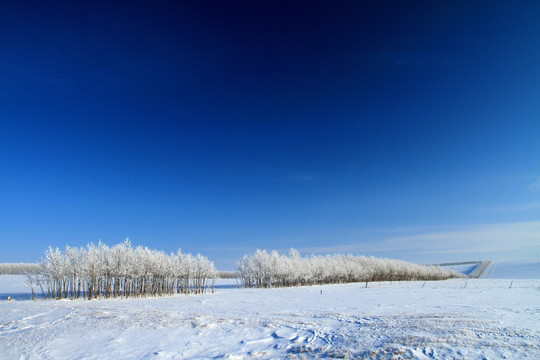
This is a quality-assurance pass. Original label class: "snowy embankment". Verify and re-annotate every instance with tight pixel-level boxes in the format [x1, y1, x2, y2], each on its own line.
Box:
[1, 273, 539, 359]
[481, 260, 540, 279]
[439, 262, 482, 276]
[441, 260, 540, 279]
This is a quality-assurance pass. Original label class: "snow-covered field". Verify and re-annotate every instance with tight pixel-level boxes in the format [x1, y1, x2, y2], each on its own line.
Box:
[1, 262, 539, 359]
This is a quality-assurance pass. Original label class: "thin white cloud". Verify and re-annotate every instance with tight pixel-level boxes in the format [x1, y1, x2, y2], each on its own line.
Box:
[281, 173, 315, 183]
[301, 221, 540, 258]
[527, 177, 540, 192]
[482, 202, 540, 213]
[358, 225, 447, 234]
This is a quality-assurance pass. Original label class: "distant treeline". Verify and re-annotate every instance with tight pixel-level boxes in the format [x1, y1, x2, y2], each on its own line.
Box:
[237, 249, 465, 288]
[0, 263, 41, 275]
[217, 271, 236, 279]
[26, 240, 218, 300]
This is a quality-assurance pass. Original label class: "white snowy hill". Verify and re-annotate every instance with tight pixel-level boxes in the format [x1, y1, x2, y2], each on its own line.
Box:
[441, 260, 540, 279]
[480, 260, 540, 279]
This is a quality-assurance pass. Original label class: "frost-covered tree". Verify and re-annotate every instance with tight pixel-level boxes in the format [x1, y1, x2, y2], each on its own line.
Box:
[237, 249, 465, 288]
[29, 240, 218, 300]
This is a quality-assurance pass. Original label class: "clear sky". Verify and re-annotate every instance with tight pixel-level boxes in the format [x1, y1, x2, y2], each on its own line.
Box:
[1, 1, 539, 269]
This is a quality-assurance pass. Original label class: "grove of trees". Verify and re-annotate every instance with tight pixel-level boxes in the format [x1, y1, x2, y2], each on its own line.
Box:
[237, 249, 465, 288]
[28, 240, 218, 300]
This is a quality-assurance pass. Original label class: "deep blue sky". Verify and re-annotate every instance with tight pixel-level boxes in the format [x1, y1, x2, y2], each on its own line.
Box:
[1, 1, 539, 269]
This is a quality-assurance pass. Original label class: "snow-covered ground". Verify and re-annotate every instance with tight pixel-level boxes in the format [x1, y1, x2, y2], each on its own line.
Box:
[1, 263, 539, 359]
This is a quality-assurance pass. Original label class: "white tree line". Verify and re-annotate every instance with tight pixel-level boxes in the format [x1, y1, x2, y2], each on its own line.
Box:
[0, 263, 41, 275]
[237, 249, 465, 288]
[26, 240, 218, 300]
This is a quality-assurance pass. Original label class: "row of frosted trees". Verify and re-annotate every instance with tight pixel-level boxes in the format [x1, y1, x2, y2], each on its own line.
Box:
[29, 240, 218, 300]
[0, 262, 41, 275]
[237, 249, 465, 288]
